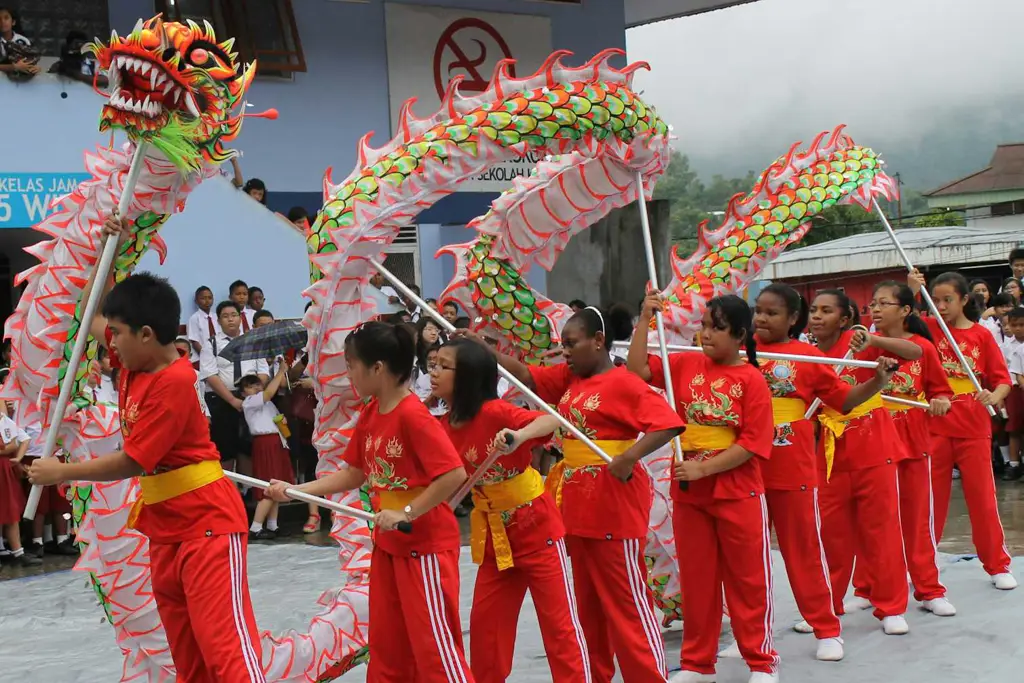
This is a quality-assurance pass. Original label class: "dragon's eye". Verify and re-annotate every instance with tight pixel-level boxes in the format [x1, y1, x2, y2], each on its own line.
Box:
[189, 48, 210, 67]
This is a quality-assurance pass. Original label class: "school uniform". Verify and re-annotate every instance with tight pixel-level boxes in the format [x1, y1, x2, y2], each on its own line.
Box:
[198, 332, 268, 461]
[241, 393, 293, 500]
[241, 308, 257, 333]
[0, 415, 29, 525]
[186, 309, 221, 365]
[20, 422, 72, 517]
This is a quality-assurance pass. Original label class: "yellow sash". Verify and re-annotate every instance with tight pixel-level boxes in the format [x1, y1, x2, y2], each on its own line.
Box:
[884, 393, 926, 413]
[771, 397, 807, 426]
[548, 439, 634, 507]
[127, 460, 224, 529]
[948, 377, 975, 396]
[376, 487, 426, 512]
[680, 424, 736, 451]
[470, 468, 544, 571]
[817, 393, 884, 481]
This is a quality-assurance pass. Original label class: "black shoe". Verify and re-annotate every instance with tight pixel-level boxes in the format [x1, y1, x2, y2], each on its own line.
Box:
[1002, 463, 1023, 481]
[0, 552, 14, 566]
[27, 541, 44, 558]
[54, 539, 80, 556]
[249, 529, 276, 541]
[14, 552, 42, 567]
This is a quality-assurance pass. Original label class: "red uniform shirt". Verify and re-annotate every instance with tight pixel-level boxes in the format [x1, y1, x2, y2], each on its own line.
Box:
[924, 318, 1012, 439]
[342, 394, 463, 556]
[818, 330, 907, 471]
[529, 364, 684, 539]
[439, 399, 563, 559]
[117, 355, 247, 544]
[873, 333, 952, 458]
[648, 353, 774, 501]
[757, 339, 851, 490]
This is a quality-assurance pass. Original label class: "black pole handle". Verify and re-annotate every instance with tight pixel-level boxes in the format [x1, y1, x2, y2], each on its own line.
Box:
[503, 432, 515, 446]
[396, 521, 413, 534]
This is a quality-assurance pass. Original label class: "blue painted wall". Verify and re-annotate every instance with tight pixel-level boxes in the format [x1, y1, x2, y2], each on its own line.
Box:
[2, 0, 625, 304]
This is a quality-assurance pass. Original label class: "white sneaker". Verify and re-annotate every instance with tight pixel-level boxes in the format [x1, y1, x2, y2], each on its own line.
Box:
[669, 672, 716, 683]
[792, 619, 813, 634]
[843, 596, 872, 612]
[882, 615, 910, 635]
[748, 672, 779, 683]
[992, 573, 1018, 590]
[815, 637, 844, 661]
[922, 597, 957, 616]
[718, 640, 741, 658]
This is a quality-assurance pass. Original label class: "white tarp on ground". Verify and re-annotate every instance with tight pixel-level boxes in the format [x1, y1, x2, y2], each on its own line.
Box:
[0, 545, 1019, 682]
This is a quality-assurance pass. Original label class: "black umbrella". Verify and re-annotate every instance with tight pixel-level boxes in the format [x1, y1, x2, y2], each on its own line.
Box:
[218, 320, 307, 363]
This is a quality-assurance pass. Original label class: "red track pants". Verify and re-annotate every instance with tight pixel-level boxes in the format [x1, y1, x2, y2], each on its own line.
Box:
[367, 547, 474, 682]
[765, 488, 840, 639]
[470, 538, 590, 683]
[819, 464, 908, 620]
[150, 533, 265, 683]
[930, 436, 1011, 575]
[674, 495, 778, 676]
[565, 535, 667, 683]
[853, 457, 946, 602]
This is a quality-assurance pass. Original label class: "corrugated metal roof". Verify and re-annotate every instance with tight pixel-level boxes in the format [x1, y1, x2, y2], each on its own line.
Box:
[759, 224, 1024, 280]
[625, 0, 759, 27]
[925, 143, 1024, 197]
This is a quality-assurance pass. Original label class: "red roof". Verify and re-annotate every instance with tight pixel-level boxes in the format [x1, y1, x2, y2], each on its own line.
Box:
[925, 143, 1024, 197]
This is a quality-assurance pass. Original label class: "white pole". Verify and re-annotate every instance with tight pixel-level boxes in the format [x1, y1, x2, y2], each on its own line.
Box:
[634, 172, 684, 466]
[871, 198, 998, 417]
[24, 143, 149, 520]
[368, 257, 612, 464]
[611, 341, 881, 370]
[804, 325, 868, 420]
[881, 395, 930, 409]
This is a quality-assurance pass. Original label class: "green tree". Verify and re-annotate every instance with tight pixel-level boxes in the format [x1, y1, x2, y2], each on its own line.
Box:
[914, 209, 965, 228]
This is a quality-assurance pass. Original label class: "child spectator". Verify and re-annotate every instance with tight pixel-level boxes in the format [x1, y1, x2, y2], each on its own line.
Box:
[229, 280, 254, 332]
[1002, 277, 1022, 306]
[242, 178, 267, 204]
[1002, 309, 1024, 481]
[253, 310, 274, 327]
[0, 402, 41, 567]
[186, 285, 218, 365]
[981, 292, 1015, 344]
[93, 346, 118, 405]
[20, 421, 77, 556]
[0, 7, 38, 79]
[287, 207, 310, 231]
[239, 368, 292, 540]
[248, 287, 265, 313]
[1010, 248, 1024, 282]
[442, 300, 459, 325]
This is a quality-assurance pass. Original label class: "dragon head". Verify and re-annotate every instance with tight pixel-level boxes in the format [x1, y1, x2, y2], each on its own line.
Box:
[87, 16, 257, 173]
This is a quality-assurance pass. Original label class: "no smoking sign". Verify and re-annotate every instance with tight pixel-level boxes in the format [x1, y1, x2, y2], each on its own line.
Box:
[432, 18, 517, 99]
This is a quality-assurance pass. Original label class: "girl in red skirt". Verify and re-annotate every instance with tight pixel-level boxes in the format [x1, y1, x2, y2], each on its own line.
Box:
[750, 283, 901, 662]
[20, 420, 77, 556]
[853, 281, 955, 616]
[268, 321, 474, 682]
[629, 294, 779, 683]
[808, 289, 913, 635]
[0, 402, 41, 567]
[240, 364, 292, 540]
[432, 337, 589, 683]
[908, 270, 1016, 590]
[475, 306, 683, 683]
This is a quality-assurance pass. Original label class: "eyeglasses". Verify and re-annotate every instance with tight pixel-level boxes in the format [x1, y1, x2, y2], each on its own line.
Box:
[868, 301, 901, 309]
[429, 363, 455, 374]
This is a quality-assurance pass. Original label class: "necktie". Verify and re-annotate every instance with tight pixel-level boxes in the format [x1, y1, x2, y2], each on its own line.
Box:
[241, 312, 250, 332]
[207, 314, 216, 339]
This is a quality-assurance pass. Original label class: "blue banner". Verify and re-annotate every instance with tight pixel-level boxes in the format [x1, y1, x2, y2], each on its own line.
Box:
[0, 173, 92, 228]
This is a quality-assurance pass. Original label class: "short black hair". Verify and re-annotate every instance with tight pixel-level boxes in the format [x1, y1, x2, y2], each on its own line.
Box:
[443, 301, 458, 312]
[454, 316, 471, 329]
[568, 299, 587, 309]
[229, 280, 248, 294]
[194, 285, 211, 298]
[216, 301, 241, 317]
[286, 206, 308, 223]
[344, 321, 415, 383]
[1009, 247, 1024, 264]
[1008, 308, 1024, 322]
[408, 283, 421, 294]
[253, 310, 274, 323]
[238, 374, 263, 391]
[991, 292, 1014, 308]
[101, 272, 181, 345]
[249, 286, 263, 297]
[444, 339, 499, 424]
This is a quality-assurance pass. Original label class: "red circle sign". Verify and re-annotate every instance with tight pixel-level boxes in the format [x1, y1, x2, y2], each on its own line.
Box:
[433, 18, 516, 100]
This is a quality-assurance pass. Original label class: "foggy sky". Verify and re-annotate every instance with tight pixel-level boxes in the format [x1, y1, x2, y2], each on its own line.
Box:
[626, 0, 1024, 189]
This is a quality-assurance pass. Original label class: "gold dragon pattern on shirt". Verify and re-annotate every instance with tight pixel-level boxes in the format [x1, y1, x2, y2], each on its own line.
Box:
[936, 339, 979, 379]
[560, 390, 603, 481]
[365, 434, 409, 490]
[685, 373, 742, 460]
[467, 434, 534, 526]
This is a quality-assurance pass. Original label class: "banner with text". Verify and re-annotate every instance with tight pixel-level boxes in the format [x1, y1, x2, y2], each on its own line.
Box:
[0, 173, 91, 228]
[384, 4, 552, 193]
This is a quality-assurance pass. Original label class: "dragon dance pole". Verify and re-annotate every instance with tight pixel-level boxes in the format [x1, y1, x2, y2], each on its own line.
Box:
[803, 325, 867, 420]
[448, 433, 515, 508]
[368, 257, 613, 464]
[634, 172, 684, 467]
[612, 341, 882, 370]
[882, 395, 930, 410]
[871, 198, 999, 418]
[25, 142, 150, 520]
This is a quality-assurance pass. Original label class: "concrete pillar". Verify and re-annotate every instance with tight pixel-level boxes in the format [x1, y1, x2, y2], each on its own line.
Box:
[546, 199, 671, 311]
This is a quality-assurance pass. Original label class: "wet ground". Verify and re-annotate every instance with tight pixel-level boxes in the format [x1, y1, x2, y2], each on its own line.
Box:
[4, 479, 1023, 581]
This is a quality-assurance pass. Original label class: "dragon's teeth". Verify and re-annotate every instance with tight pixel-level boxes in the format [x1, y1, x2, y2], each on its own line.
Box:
[161, 79, 174, 95]
[139, 61, 151, 76]
[149, 70, 158, 90]
[185, 93, 200, 117]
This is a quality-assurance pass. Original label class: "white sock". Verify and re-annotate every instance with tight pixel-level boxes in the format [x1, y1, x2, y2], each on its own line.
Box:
[56, 534, 69, 545]
[32, 537, 43, 546]
[12, 547, 24, 558]
[1000, 445, 1010, 464]
[266, 518, 278, 531]
[43, 525, 53, 543]
[250, 522, 263, 533]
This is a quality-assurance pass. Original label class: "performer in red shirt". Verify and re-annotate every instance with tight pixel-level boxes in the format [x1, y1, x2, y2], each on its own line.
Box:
[750, 284, 898, 662]
[629, 294, 778, 683]
[807, 290, 911, 635]
[268, 321, 474, 682]
[432, 338, 588, 683]
[908, 270, 1016, 590]
[476, 306, 683, 683]
[28, 215, 263, 682]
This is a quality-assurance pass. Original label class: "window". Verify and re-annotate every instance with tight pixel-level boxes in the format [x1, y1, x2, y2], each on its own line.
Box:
[8, 0, 110, 58]
[991, 200, 1024, 217]
[157, 0, 306, 76]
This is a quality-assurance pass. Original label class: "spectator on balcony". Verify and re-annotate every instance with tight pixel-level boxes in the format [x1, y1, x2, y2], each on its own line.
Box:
[186, 285, 218, 364]
[0, 7, 38, 80]
[442, 300, 459, 326]
[48, 30, 107, 87]
[286, 206, 310, 232]
[242, 178, 267, 204]
[248, 286, 266, 314]
[229, 280, 255, 332]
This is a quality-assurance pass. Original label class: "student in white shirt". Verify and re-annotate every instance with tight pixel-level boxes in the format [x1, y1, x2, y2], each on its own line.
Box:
[0, 403, 41, 566]
[239, 367, 292, 539]
[229, 279, 256, 332]
[199, 301, 269, 468]
[20, 422, 76, 556]
[186, 286, 219, 364]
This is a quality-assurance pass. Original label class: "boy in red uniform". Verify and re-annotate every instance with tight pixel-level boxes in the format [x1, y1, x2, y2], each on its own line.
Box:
[28, 213, 264, 683]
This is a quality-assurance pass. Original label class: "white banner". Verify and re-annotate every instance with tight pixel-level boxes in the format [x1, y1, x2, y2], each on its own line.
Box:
[384, 4, 553, 193]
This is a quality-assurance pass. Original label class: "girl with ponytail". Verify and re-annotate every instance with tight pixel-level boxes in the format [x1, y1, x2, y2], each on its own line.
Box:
[907, 269, 1016, 590]
[626, 293, 780, 682]
[855, 281, 956, 616]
